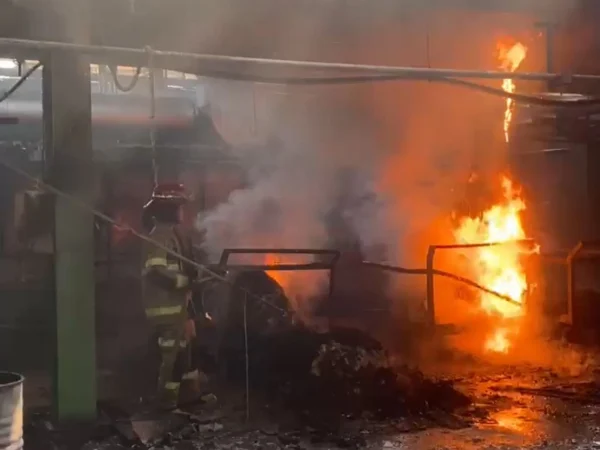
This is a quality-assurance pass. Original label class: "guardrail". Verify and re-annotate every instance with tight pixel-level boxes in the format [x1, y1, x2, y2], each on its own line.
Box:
[3, 240, 594, 329]
[425, 239, 537, 326]
[218, 248, 341, 300]
[362, 240, 596, 329]
[562, 240, 600, 326]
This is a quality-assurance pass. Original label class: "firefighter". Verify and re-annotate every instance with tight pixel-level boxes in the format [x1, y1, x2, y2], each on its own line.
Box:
[141, 182, 208, 410]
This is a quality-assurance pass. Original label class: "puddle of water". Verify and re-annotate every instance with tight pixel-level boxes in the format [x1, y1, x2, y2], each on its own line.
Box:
[487, 405, 550, 435]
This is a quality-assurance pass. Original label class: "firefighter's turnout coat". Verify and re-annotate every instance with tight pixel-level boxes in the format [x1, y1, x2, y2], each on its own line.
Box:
[141, 224, 195, 406]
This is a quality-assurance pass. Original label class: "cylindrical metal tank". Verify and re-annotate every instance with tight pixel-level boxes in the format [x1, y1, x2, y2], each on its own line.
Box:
[0, 372, 23, 450]
[0, 95, 197, 127]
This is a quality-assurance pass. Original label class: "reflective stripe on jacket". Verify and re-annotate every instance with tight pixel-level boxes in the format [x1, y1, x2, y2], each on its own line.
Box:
[141, 225, 191, 321]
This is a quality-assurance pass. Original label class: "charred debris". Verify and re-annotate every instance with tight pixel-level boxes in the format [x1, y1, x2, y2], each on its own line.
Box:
[27, 327, 473, 450]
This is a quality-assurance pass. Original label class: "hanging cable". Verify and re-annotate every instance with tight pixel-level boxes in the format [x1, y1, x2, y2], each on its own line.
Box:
[108, 64, 141, 92]
[146, 46, 159, 187]
[0, 38, 597, 107]
[438, 77, 600, 108]
[0, 57, 596, 109]
[194, 69, 600, 108]
[243, 292, 250, 422]
[0, 61, 41, 104]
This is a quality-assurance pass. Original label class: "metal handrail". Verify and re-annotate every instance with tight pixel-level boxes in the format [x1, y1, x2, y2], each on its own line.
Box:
[425, 239, 536, 326]
[218, 248, 341, 301]
[563, 240, 600, 326]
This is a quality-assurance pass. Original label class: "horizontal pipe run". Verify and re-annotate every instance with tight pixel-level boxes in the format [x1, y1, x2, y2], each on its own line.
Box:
[0, 38, 597, 83]
[223, 248, 339, 255]
[431, 238, 536, 250]
[222, 263, 333, 271]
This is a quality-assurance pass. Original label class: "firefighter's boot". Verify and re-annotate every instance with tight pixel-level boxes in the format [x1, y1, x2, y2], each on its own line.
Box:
[178, 370, 218, 408]
[159, 382, 180, 410]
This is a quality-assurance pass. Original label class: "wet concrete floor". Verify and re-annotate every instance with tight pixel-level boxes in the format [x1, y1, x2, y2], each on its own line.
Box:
[170, 362, 600, 450]
[376, 363, 600, 450]
[62, 343, 600, 450]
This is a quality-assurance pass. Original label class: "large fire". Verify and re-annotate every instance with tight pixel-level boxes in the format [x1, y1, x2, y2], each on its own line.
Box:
[453, 176, 534, 353]
[448, 41, 535, 354]
[498, 42, 527, 142]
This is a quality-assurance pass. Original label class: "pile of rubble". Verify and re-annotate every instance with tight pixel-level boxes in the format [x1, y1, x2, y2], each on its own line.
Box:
[26, 326, 472, 449]
[226, 326, 472, 422]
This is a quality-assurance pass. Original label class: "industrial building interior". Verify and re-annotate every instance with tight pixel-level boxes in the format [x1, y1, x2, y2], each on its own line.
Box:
[3, 0, 600, 449]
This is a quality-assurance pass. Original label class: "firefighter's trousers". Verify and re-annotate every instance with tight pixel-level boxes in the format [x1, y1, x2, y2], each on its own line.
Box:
[152, 323, 189, 408]
[146, 305, 205, 408]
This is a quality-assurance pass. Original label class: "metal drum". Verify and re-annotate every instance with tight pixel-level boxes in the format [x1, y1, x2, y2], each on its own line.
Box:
[0, 373, 24, 450]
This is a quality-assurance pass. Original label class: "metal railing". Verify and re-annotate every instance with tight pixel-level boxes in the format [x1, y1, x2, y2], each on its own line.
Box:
[562, 240, 600, 326]
[362, 239, 545, 328]
[5, 237, 596, 329]
[425, 239, 537, 326]
[218, 248, 341, 300]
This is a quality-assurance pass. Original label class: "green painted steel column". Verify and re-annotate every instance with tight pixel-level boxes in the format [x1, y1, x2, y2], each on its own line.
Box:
[42, 1, 96, 419]
[44, 53, 96, 422]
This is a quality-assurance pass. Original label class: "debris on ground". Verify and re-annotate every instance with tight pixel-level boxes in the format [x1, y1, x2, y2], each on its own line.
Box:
[24, 325, 477, 449]
[225, 326, 471, 424]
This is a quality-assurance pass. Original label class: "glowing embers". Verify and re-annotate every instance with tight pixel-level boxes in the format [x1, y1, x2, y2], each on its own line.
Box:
[452, 176, 538, 353]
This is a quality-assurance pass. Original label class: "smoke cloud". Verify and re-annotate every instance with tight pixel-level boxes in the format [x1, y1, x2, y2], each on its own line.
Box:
[196, 3, 582, 321]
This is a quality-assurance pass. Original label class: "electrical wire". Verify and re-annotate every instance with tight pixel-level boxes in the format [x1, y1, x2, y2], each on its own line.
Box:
[0, 61, 41, 103]
[243, 292, 250, 422]
[0, 58, 598, 110]
[440, 77, 600, 108]
[108, 64, 141, 92]
[2, 37, 600, 107]
[196, 69, 600, 108]
[147, 46, 159, 187]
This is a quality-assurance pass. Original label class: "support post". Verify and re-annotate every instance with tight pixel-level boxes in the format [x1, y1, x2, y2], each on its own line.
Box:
[43, 2, 96, 419]
[535, 21, 557, 92]
[425, 246, 436, 327]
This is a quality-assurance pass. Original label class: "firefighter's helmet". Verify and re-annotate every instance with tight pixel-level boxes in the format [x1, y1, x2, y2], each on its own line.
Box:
[151, 183, 189, 202]
[142, 183, 189, 231]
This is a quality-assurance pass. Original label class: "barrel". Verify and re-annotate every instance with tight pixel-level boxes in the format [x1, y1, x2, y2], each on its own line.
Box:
[0, 372, 24, 450]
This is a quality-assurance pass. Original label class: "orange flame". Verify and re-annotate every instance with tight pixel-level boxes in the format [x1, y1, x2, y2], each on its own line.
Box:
[265, 254, 289, 291]
[453, 176, 536, 353]
[499, 42, 527, 142]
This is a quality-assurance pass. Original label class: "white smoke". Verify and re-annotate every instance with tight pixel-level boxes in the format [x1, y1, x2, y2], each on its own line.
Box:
[198, 83, 401, 305]
[200, 84, 393, 264]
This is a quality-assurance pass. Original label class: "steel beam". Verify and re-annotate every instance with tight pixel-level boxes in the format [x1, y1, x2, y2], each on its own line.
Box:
[42, 0, 96, 421]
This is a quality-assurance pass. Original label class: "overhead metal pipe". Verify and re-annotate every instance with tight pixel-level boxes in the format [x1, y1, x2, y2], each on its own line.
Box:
[0, 37, 597, 83]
